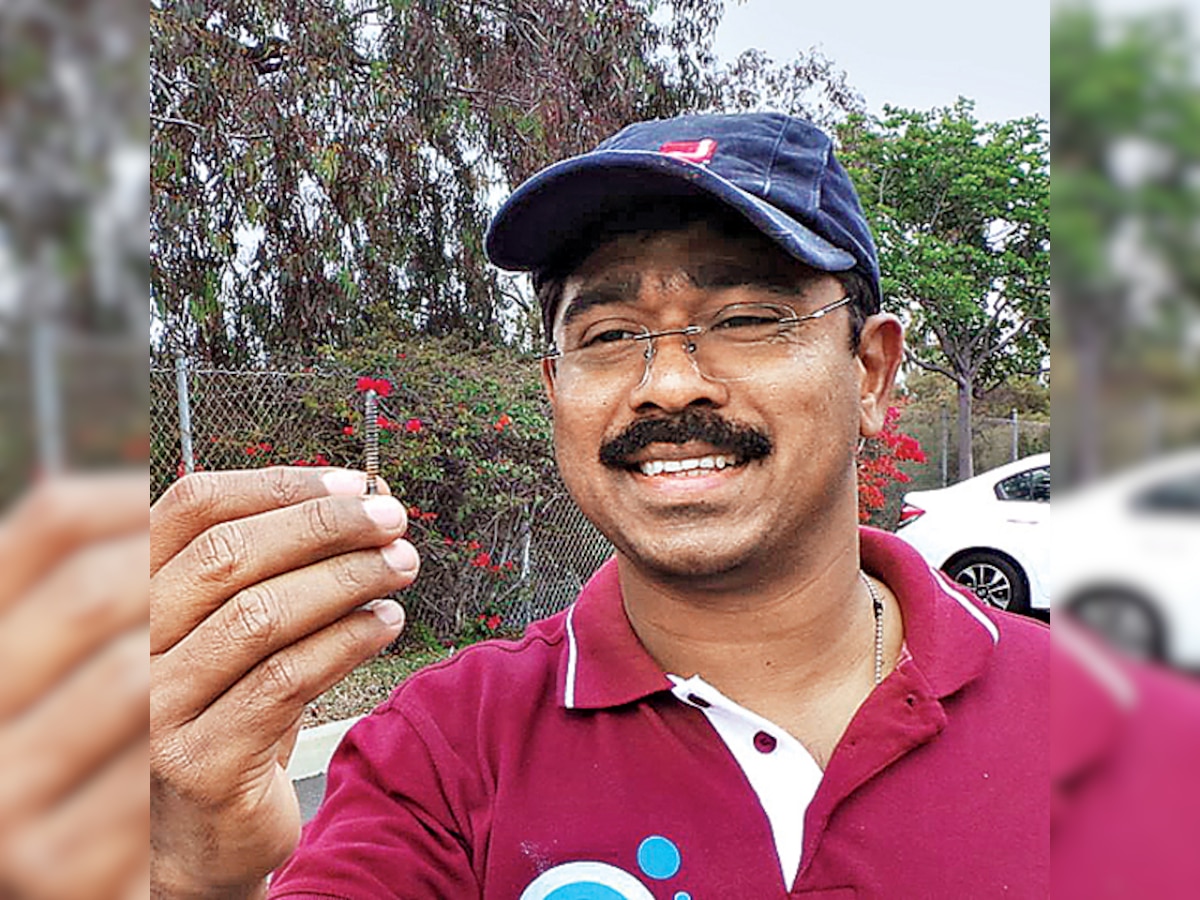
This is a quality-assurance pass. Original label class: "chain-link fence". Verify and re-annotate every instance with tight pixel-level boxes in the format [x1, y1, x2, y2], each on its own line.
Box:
[899, 406, 1051, 492]
[151, 362, 613, 631]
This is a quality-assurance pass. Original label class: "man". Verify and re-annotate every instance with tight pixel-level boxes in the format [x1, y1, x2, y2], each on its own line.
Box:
[150, 113, 1048, 898]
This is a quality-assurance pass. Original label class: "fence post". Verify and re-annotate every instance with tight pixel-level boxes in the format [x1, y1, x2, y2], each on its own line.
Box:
[31, 317, 64, 475]
[175, 354, 195, 474]
[939, 406, 949, 487]
[1011, 408, 1019, 462]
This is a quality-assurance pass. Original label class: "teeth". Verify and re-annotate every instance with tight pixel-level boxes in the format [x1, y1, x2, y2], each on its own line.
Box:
[638, 455, 737, 477]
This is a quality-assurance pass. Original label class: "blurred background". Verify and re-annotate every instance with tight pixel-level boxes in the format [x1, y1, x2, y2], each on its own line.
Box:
[0, 0, 146, 897]
[1052, 0, 1200, 665]
[0, 0, 146, 496]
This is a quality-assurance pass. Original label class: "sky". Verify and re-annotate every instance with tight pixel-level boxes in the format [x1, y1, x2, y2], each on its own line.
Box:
[712, 0, 1050, 124]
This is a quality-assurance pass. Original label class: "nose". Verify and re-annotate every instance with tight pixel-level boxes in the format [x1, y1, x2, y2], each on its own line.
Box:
[628, 331, 729, 412]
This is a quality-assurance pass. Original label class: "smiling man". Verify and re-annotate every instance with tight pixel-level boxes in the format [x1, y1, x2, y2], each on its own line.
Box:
[150, 114, 1049, 899]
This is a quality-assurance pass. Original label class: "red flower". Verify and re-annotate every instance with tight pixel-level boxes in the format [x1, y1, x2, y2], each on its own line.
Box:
[404, 418, 422, 434]
[293, 458, 310, 466]
[420, 511, 438, 522]
[471, 551, 492, 568]
[486, 615, 502, 631]
[503, 561, 516, 572]
[342, 425, 354, 436]
[443, 537, 455, 546]
[356, 376, 393, 397]
[314, 453, 330, 466]
[467, 540, 481, 551]
[245, 445, 258, 456]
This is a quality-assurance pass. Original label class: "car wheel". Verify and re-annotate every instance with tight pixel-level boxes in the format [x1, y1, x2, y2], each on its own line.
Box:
[1067, 589, 1166, 662]
[944, 552, 1029, 614]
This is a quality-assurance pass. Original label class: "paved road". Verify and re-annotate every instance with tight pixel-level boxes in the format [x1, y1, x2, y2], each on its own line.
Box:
[295, 774, 327, 823]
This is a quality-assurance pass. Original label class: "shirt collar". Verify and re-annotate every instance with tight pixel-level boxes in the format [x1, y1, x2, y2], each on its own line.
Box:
[557, 527, 1001, 710]
[557, 556, 673, 709]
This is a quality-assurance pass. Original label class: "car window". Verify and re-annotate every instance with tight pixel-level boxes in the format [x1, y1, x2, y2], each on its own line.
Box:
[994, 466, 1051, 502]
[1132, 472, 1200, 516]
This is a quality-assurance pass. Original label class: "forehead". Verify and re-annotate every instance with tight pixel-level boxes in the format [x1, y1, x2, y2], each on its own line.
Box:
[555, 221, 834, 329]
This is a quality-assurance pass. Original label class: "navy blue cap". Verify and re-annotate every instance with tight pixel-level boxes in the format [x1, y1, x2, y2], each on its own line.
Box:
[485, 112, 881, 313]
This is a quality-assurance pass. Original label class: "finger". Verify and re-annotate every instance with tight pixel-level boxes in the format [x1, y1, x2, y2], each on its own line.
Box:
[150, 492, 410, 655]
[0, 532, 148, 721]
[0, 628, 148, 823]
[154, 538, 418, 722]
[0, 473, 148, 614]
[0, 739, 148, 900]
[150, 467, 379, 575]
[163, 602, 403, 793]
[121, 861, 150, 900]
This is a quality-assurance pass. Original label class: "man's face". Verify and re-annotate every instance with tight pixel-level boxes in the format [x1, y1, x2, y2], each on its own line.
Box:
[543, 220, 898, 585]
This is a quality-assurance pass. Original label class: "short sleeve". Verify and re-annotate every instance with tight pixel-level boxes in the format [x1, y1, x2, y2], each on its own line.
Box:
[268, 702, 482, 900]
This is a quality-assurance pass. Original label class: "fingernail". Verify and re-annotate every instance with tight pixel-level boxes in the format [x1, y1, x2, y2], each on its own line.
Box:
[363, 495, 405, 529]
[322, 469, 366, 496]
[381, 538, 420, 574]
[368, 599, 405, 627]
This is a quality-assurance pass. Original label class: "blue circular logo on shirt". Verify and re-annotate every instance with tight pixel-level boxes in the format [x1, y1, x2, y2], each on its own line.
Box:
[637, 835, 682, 880]
[518, 836, 687, 900]
[518, 862, 656, 900]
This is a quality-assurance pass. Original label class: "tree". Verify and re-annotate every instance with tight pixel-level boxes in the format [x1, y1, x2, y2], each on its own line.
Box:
[839, 101, 1049, 479]
[150, 0, 866, 365]
[1052, 5, 1200, 482]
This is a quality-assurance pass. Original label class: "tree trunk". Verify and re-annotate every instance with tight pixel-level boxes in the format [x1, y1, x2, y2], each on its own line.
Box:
[957, 379, 974, 481]
[1073, 315, 1104, 485]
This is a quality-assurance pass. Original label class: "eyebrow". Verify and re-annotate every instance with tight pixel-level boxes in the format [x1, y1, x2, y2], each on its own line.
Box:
[559, 276, 643, 329]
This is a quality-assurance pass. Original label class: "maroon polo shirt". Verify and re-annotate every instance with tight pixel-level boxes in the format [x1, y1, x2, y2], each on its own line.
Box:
[270, 528, 1049, 898]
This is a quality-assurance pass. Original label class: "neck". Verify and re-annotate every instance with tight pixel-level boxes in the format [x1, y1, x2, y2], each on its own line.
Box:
[618, 536, 876, 707]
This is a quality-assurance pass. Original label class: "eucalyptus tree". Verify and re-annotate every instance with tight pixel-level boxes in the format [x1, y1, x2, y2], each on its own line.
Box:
[151, 0, 867, 365]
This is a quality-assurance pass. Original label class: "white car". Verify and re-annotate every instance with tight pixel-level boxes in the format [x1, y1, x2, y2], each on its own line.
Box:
[897, 453, 1051, 616]
[1053, 450, 1200, 669]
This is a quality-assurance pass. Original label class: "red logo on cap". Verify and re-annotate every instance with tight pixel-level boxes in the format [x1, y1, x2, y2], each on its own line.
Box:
[658, 138, 717, 164]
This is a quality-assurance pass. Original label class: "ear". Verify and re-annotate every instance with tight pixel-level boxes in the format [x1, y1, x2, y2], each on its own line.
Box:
[856, 313, 904, 438]
[540, 357, 558, 406]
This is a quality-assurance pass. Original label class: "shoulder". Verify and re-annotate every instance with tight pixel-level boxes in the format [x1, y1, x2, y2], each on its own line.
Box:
[365, 609, 571, 737]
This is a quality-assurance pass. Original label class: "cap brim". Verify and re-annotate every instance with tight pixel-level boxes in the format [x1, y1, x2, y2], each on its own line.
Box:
[485, 149, 856, 274]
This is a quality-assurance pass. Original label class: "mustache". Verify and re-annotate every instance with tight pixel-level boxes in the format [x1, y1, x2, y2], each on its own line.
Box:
[598, 407, 772, 469]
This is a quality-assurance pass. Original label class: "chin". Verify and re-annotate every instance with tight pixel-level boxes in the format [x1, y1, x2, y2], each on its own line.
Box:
[608, 527, 764, 583]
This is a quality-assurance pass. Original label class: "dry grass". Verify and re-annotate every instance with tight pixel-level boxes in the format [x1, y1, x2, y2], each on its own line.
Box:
[301, 647, 453, 728]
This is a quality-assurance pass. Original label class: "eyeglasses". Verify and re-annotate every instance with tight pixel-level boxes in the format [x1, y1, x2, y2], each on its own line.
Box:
[542, 295, 852, 384]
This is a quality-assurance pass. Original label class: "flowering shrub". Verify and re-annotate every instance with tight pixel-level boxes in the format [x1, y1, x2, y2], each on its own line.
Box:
[305, 335, 556, 644]
[457, 603, 508, 646]
[857, 404, 927, 524]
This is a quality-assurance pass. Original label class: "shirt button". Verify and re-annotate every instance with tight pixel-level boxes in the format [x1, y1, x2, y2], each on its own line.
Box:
[687, 693, 711, 708]
[753, 731, 777, 754]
